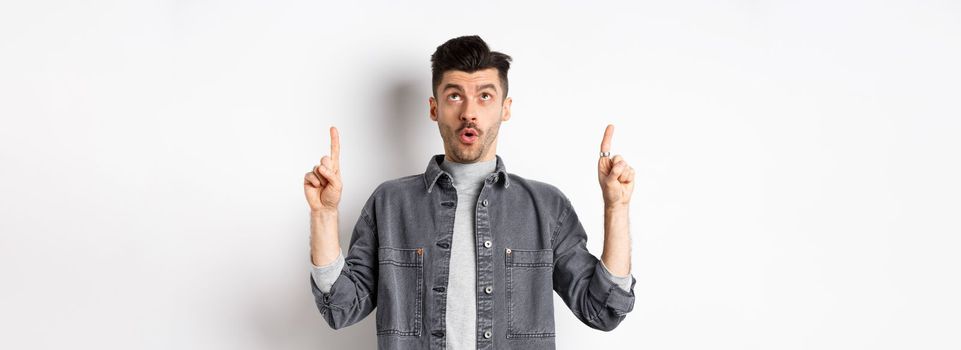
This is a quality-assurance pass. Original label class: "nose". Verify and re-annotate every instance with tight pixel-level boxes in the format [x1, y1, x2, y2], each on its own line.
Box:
[460, 98, 478, 122]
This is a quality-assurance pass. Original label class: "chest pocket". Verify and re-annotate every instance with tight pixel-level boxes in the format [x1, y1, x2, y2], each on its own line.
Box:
[505, 248, 556, 338]
[376, 247, 424, 336]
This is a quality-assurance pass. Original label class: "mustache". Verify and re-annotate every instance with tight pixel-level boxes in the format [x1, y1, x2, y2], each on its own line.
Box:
[459, 124, 479, 133]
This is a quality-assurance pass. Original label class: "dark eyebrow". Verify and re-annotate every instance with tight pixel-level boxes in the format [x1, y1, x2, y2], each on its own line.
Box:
[441, 83, 498, 93]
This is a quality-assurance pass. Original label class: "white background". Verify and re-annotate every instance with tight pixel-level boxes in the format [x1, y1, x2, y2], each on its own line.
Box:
[2, 1, 959, 349]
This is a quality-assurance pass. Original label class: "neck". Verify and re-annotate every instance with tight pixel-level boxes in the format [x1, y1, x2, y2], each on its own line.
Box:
[445, 153, 495, 164]
[439, 155, 497, 188]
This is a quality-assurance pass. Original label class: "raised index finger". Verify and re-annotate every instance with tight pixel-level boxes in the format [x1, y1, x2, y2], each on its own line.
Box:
[330, 126, 340, 161]
[600, 124, 614, 153]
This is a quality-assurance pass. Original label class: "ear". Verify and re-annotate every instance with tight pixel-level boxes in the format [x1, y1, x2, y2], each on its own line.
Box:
[501, 96, 512, 122]
[429, 96, 438, 121]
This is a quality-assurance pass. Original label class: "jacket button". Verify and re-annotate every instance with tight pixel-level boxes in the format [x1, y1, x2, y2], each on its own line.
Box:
[432, 330, 444, 338]
[433, 286, 446, 293]
[484, 286, 492, 294]
[437, 241, 450, 249]
[506, 248, 512, 254]
[483, 240, 492, 248]
[484, 330, 491, 339]
[482, 199, 489, 207]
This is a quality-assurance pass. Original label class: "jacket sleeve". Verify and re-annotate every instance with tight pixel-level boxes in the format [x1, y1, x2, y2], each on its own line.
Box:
[309, 205, 379, 330]
[551, 197, 636, 331]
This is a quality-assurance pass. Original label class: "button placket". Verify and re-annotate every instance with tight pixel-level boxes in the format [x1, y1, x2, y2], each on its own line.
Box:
[429, 187, 456, 348]
[475, 180, 496, 346]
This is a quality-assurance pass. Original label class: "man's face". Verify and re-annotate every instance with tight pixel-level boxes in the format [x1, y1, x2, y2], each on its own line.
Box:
[429, 68, 512, 163]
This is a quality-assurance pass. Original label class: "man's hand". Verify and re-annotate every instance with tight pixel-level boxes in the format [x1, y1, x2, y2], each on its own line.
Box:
[597, 124, 634, 276]
[597, 124, 635, 209]
[304, 126, 343, 213]
[304, 126, 343, 267]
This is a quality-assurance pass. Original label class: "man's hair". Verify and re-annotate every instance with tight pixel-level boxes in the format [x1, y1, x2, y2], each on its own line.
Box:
[430, 35, 512, 99]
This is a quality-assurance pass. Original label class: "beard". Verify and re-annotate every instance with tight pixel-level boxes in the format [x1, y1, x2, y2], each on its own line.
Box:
[442, 118, 501, 163]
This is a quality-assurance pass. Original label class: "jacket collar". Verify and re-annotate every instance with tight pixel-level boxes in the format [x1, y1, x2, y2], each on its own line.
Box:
[423, 154, 510, 193]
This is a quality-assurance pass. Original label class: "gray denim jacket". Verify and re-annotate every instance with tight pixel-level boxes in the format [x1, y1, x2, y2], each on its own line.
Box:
[310, 154, 637, 350]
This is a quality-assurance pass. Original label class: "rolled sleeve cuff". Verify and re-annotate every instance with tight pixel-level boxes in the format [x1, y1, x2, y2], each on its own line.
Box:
[310, 251, 345, 294]
[589, 261, 637, 316]
[599, 259, 634, 293]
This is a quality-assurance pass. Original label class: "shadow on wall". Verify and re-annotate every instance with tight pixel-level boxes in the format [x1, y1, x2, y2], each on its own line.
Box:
[250, 74, 432, 349]
[384, 78, 434, 174]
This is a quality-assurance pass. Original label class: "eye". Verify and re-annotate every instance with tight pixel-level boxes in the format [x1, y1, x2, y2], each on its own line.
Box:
[448, 93, 461, 101]
[480, 93, 492, 101]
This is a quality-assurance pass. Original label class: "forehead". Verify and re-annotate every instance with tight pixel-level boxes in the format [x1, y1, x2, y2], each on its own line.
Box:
[440, 68, 501, 91]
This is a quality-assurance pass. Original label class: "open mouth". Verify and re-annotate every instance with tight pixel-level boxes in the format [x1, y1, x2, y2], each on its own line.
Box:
[459, 128, 479, 144]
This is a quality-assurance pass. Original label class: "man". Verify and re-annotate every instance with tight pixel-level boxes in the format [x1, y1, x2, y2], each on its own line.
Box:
[303, 35, 637, 350]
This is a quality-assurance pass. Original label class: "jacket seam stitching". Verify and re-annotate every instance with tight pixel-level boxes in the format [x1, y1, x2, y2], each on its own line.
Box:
[360, 208, 373, 227]
[550, 201, 573, 247]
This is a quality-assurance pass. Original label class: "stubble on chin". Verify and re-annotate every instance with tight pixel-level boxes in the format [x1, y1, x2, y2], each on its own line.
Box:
[442, 118, 500, 163]
[452, 142, 482, 162]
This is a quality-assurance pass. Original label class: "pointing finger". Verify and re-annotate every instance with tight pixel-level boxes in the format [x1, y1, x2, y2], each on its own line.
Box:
[330, 126, 340, 162]
[600, 124, 614, 153]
